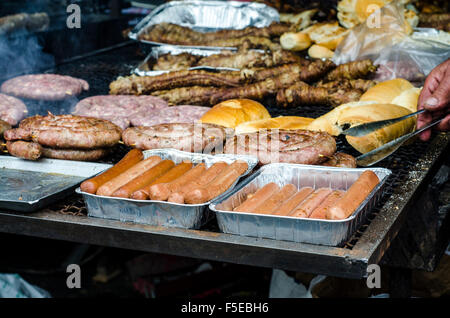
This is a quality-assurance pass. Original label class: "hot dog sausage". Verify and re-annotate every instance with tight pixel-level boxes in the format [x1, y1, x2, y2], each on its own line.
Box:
[111, 159, 175, 198]
[184, 160, 249, 204]
[253, 184, 297, 214]
[289, 188, 332, 218]
[130, 161, 193, 200]
[96, 156, 161, 196]
[167, 161, 229, 204]
[81, 148, 143, 194]
[272, 187, 314, 216]
[233, 182, 280, 213]
[327, 170, 379, 220]
[149, 163, 206, 201]
[309, 190, 345, 219]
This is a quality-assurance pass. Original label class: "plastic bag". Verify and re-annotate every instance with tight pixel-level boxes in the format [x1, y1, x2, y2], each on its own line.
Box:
[333, 2, 450, 85]
[0, 274, 51, 298]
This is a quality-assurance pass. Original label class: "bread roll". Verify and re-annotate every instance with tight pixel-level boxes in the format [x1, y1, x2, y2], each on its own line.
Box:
[235, 116, 314, 134]
[338, 103, 416, 153]
[308, 44, 334, 59]
[200, 99, 271, 128]
[306, 100, 416, 153]
[306, 100, 378, 136]
[301, 22, 349, 50]
[359, 78, 420, 112]
[280, 32, 312, 51]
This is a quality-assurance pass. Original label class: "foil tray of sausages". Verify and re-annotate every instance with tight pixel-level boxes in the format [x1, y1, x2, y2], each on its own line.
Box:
[128, 0, 279, 50]
[76, 149, 258, 229]
[133, 45, 244, 76]
[0, 156, 111, 212]
[209, 164, 392, 246]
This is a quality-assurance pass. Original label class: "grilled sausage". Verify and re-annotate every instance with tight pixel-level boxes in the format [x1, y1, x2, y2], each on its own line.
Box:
[112, 159, 175, 198]
[253, 184, 298, 214]
[327, 170, 379, 220]
[80, 149, 144, 194]
[309, 190, 345, 219]
[289, 188, 333, 218]
[149, 163, 206, 201]
[130, 161, 193, 200]
[96, 156, 162, 196]
[272, 187, 314, 216]
[233, 182, 280, 213]
[167, 161, 229, 204]
[184, 161, 249, 204]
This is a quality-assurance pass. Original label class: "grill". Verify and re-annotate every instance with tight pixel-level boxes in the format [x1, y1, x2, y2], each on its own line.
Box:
[0, 42, 448, 279]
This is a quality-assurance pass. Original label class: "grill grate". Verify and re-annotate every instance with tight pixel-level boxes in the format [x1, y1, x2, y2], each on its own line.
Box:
[34, 43, 443, 249]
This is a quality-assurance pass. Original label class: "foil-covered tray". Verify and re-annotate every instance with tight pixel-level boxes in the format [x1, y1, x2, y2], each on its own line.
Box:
[0, 156, 111, 212]
[210, 164, 392, 247]
[77, 149, 259, 229]
[129, 0, 280, 50]
[133, 45, 242, 76]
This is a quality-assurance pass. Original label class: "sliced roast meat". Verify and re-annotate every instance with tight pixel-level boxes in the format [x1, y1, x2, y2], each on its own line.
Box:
[224, 129, 337, 165]
[1, 74, 89, 101]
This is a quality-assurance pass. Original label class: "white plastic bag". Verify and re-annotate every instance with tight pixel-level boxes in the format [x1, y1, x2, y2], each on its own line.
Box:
[333, 2, 450, 84]
[0, 274, 51, 298]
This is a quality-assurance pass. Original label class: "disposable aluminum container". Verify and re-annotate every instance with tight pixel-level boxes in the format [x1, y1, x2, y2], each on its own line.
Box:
[77, 149, 258, 229]
[210, 164, 392, 246]
[129, 0, 279, 50]
[133, 45, 244, 76]
[0, 156, 111, 212]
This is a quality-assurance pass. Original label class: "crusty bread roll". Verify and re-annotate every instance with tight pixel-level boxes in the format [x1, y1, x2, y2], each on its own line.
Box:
[235, 116, 314, 134]
[301, 22, 349, 50]
[307, 101, 416, 153]
[280, 32, 312, 51]
[308, 44, 334, 59]
[306, 100, 378, 136]
[359, 78, 420, 112]
[200, 99, 271, 128]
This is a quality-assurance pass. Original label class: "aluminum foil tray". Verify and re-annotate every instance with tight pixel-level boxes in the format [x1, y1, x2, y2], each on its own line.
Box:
[210, 164, 392, 247]
[133, 45, 245, 76]
[0, 156, 111, 212]
[77, 148, 259, 229]
[129, 0, 279, 50]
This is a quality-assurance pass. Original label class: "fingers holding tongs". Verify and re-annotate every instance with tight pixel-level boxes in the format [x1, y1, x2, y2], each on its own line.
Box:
[340, 109, 446, 166]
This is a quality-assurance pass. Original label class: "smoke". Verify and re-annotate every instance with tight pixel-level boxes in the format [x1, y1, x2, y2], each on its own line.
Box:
[0, 34, 55, 80]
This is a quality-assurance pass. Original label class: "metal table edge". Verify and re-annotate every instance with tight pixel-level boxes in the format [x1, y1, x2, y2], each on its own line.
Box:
[351, 132, 450, 265]
[0, 209, 367, 279]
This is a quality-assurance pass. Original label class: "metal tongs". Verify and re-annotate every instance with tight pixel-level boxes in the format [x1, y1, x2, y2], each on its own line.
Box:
[340, 109, 445, 167]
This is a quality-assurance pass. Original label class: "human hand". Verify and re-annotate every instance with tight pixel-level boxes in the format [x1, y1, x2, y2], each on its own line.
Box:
[416, 58, 450, 141]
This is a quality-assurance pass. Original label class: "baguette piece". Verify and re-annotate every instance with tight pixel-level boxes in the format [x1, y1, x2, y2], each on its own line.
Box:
[280, 32, 312, 51]
[327, 170, 379, 220]
[308, 44, 334, 59]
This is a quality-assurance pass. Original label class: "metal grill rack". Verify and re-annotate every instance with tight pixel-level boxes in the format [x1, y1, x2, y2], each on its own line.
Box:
[0, 43, 448, 279]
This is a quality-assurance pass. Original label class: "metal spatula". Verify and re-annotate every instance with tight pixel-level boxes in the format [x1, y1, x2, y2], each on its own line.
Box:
[341, 109, 426, 137]
[356, 117, 444, 166]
